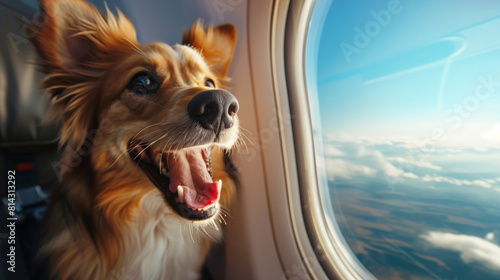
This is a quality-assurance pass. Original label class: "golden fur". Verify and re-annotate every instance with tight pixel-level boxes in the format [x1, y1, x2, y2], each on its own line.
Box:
[32, 0, 239, 279]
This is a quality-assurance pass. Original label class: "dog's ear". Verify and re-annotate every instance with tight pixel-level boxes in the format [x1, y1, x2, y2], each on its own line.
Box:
[182, 20, 237, 78]
[32, 0, 138, 150]
[34, 0, 137, 72]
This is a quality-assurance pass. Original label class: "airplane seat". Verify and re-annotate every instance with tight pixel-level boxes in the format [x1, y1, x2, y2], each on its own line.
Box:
[0, 1, 61, 279]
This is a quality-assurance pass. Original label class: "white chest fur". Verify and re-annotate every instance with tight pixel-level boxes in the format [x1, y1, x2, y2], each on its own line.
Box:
[115, 190, 222, 280]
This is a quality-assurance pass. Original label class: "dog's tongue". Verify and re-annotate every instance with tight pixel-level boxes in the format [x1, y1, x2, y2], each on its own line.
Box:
[167, 149, 220, 209]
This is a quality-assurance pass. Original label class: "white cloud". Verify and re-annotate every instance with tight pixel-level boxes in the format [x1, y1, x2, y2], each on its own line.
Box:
[358, 137, 394, 146]
[358, 147, 419, 179]
[402, 172, 419, 179]
[325, 133, 394, 146]
[325, 158, 377, 180]
[387, 157, 442, 171]
[482, 124, 500, 142]
[384, 162, 419, 179]
[469, 180, 493, 189]
[325, 132, 360, 143]
[446, 147, 465, 153]
[473, 146, 489, 152]
[323, 144, 345, 157]
[323, 137, 497, 188]
[421, 175, 492, 189]
[486, 232, 495, 241]
[421, 231, 500, 271]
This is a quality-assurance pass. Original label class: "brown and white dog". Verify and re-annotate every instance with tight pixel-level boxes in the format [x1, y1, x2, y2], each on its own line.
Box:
[31, 0, 239, 279]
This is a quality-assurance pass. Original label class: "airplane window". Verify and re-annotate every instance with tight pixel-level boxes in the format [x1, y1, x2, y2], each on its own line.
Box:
[306, 0, 500, 279]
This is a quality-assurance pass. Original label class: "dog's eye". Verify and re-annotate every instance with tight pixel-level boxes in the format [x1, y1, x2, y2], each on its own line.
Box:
[204, 78, 215, 89]
[128, 71, 161, 95]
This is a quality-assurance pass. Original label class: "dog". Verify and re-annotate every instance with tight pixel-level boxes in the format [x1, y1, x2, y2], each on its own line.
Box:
[31, 0, 239, 279]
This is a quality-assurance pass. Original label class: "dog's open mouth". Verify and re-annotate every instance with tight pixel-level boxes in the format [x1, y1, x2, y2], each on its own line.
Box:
[128, 141, 221, 220]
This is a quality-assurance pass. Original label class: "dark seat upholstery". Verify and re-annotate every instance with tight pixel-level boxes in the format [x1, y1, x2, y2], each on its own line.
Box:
[0, 1, 61, 193]
[0, 1, 60, 279]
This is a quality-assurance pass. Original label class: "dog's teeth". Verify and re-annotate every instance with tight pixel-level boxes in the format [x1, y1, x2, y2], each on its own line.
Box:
[161, 167, 168, 176]
[177, 185, 184, 203]
[217, 179, 222, 191]
[155, 153, 162, 167]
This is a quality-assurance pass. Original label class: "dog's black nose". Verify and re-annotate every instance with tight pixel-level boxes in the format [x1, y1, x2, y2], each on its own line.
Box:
[188, 89, 239, 133]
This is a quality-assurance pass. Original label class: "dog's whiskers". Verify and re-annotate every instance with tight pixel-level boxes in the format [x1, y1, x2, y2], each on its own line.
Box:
[218, 213, 227, 226]
[210, 219, 219, 231]
[199, 223, 217, 242]
[219, 205, 232, 219]
[193, 223, 204, 241]
[239, 125, 253, 135]
[239, 127, 253, 146]
[131, 123, 166, 143]
[160, 139, 170, 171]
[108, 141, 148, 169]
[188, 223, 196, 244]
[234, 135, 248, 154]
[108, 150, 129, 169]
[132, 135, 167, 161]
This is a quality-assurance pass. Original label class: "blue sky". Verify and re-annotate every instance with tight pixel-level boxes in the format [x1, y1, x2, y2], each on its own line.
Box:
[309, 0, 500, 143]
